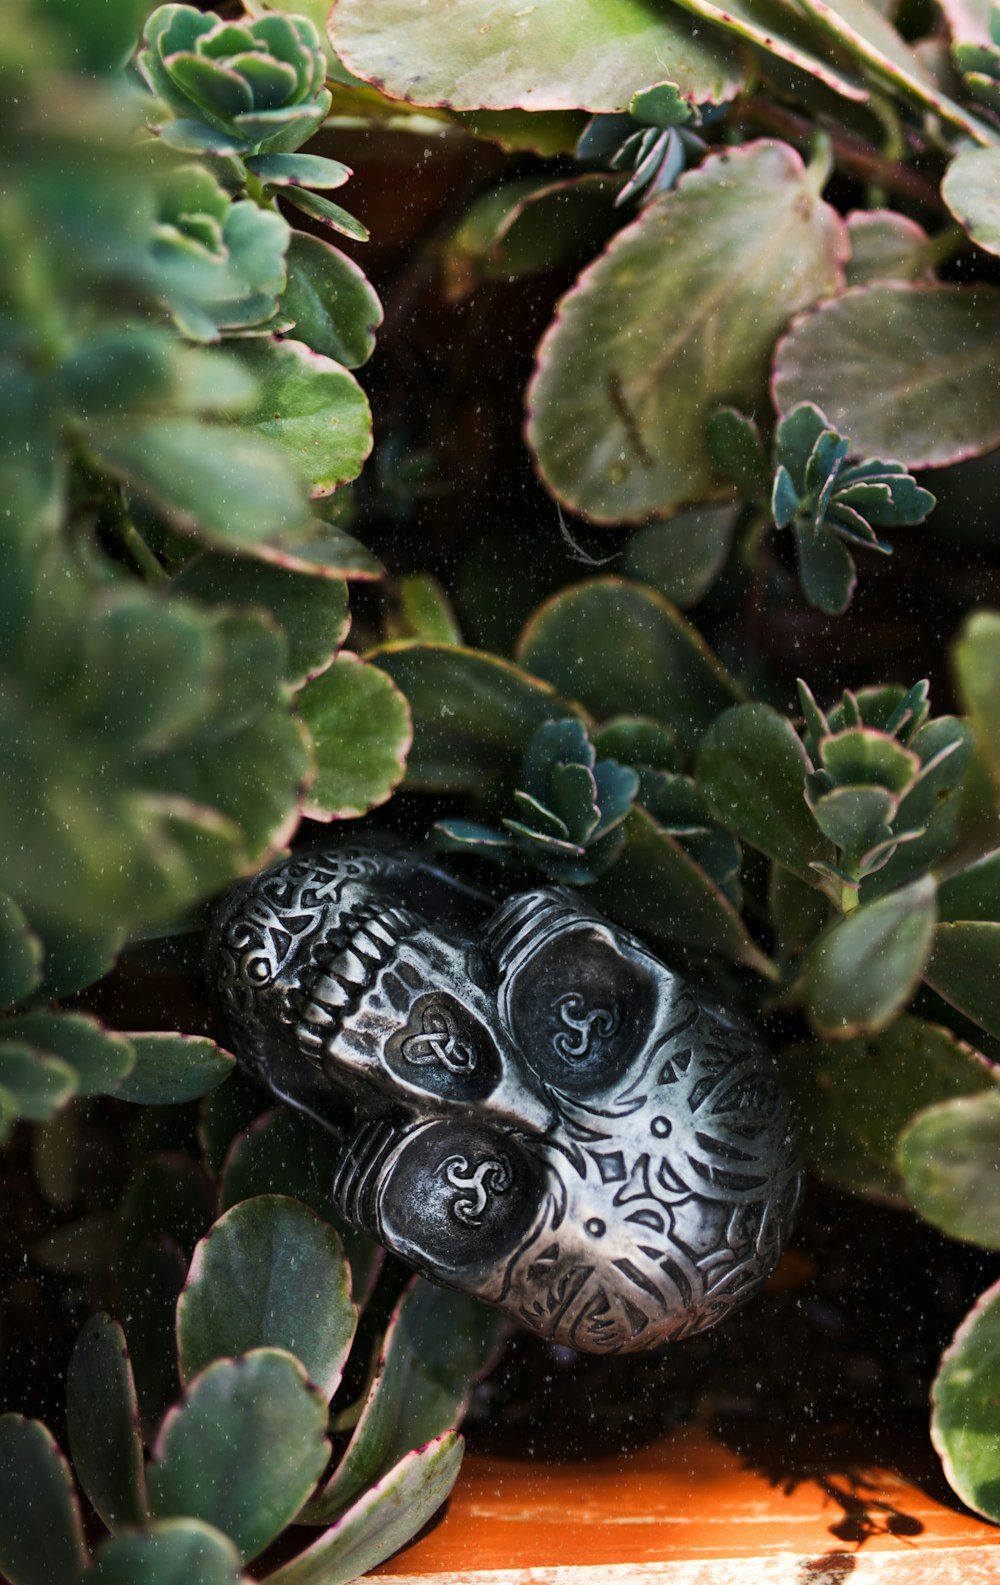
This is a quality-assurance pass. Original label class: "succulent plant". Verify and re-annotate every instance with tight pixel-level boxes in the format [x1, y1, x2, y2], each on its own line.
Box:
[771, 403, 936, 615]
[708, 402, 936, 615]
[576, 87, 719, 206]
[139, 6, 366, 242]
[0, 1185, 501, 1585]
[953, 6, 1000, 116]
[434, 716, 639, 882]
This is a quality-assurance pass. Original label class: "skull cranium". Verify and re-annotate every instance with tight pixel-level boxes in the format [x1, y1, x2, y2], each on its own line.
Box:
[208, 843, 801, 1355]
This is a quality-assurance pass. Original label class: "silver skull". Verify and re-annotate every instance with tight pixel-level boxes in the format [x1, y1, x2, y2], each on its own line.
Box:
[208, 844, 801, 1355]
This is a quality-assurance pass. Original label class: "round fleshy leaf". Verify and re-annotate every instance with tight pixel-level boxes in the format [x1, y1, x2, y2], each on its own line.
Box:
[66, 1314, 147, 1531]
[264, 1433, 464, 1585]
[297, 652, 411, 819]
[845, 209, 934, 287]
[933, 1277, 1000, 1522]
[0, 893, 42, 1009]
[516, 579, 739, 753]
[89, 1519, 245, 1585]
[899, 1091, 1000, 1246]
[778, 1014, 997, 1204]
[798, 874, 938, 1037]
[593, 806, 777, 978]
[280, 233, 382, 370]
[943, 147, 1000, 258]
[148, 1349, 329, 1563]
[173, 549, 350, 688]
[304, 1280, 505, 1523]
[369, 643, 572, 790]
[226, 338, 371, 497]
[938, 849, 1000, 921]
[697, 703, 830, 882]
[925, 921, 1000, 1039]
[86, 417, 309, 544]
[4, 1012, 134, 1097]
[773, 284, 1000, 470]
[328, 0, 741, 111]
[0, 1042, 76, 1122]
[0, 1415, 87, 1585]
[623, 506, 737, 609]
[178, 1196, 357, 1400]
[115, 1034, 235, 1105]
[956, 609, 1000, 798]
[528, 141, 846, 523]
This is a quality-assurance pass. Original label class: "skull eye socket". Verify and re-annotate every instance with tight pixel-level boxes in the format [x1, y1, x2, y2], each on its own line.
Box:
[506, 926, 656, 1096]
[384, 992, 501, 1102]
[377, 1121, 543, 1277]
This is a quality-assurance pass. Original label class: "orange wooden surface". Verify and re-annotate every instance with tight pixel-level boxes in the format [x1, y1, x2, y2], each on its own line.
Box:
[368, 1423, 1000, 1580]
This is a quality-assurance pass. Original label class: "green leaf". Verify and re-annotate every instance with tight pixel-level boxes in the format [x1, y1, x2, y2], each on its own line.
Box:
[592, 805, 777, 977]
[87, 418, 309, 544]
[808, 784, 896, 856]
[149, 1350, 329, 1563]
[925, 921, 1000, 1038]
[864, 718, 972, 896]
[218, 1109, 383, 1303]
[115, 1034, 235, 1105]
[393, 574, 462, 645]
[252, 522, 383, 581]
[282, 189, 369, 242]
[370, 643, 573, 790]
[819, 727, 920, 792]
[0, 1415, 87, 1585]
[88, 1521, 246, 1585]
[0, 893, 42, 1009]
[793, 524, 857, 615]
[777, 1014, 997, 1204]
[773, 284, 1000, 469]
[280, 233, 382, 370]
[297, 653, 411, 818]
[697, 703, 830, 882]
[4, 1013, 133, 1096]
[622, 505, 738, 608]
[705, 407, 768, 497]
[0, 1043, 76, 1123]
[593, 716, 679, 771]
[938, 849, 1000, 920]
[798, 874, 937, 1037]
[528, 141, 845, 522]
[943, 147, 1000, 258]
[305, 1280, 504, 1522]
[263, 1434, 464, 1585]
[899, 1091, 1000, 1246]
[932, 1277, 1000, 1522]
[328, 0, 741, 111]
[516, 579, 739, 753]
[173, 549, 350, 689]
[246, 153, 352, 188]
[955, 609, 1000, 798]
[66, 1314, 147, 1531]
[845, 210, 934, 287]
[226, 338, 372, 497]
[178, 1196, 357, 1400]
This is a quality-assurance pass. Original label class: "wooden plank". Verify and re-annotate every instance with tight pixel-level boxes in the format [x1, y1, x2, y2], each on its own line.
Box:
[366, 1425, 1000, 1578]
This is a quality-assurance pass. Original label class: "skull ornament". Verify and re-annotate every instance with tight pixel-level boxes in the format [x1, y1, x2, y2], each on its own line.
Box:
[208, 844, 801, 1355]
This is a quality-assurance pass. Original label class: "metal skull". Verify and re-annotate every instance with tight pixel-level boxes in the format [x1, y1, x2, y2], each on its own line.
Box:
[209, 843, 801, 1355]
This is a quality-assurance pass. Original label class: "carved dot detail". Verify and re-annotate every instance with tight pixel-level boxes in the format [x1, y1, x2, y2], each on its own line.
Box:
[651, 1116, 672, 1138]
[585, 1218, 606, 1238]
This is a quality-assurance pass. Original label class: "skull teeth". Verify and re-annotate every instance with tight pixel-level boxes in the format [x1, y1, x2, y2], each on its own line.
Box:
[332, 947, 368, 985]
[313, 973, 351, 1009]
[350, 928, 384, 963]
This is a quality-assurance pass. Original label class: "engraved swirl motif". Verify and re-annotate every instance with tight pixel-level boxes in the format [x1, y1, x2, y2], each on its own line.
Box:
[551, 993, 620, 1060]
[436, 1153, 513, 1226]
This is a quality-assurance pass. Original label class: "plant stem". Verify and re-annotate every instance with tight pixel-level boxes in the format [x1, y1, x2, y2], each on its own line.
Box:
[733, 97, 946, 214]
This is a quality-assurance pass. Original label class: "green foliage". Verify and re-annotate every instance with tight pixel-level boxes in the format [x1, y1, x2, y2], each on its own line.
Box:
[8, 0, 1000, 1550]
[435, 717, 639, 881]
